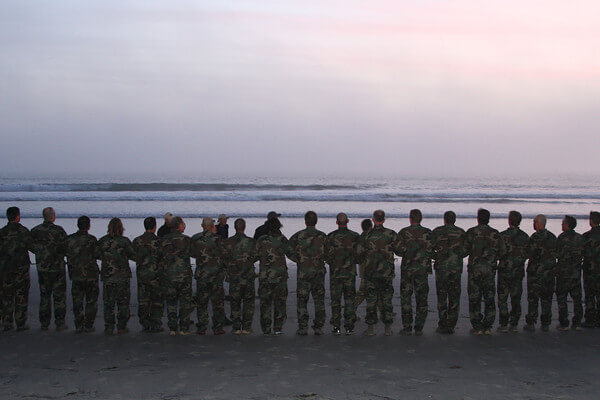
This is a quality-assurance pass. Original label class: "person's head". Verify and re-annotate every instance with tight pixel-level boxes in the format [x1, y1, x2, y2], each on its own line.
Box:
[6, 206, 20, 222]
[266, 217, 282, 233]
[336, 212, 349, 227]
[77, 215, 91, 231]
[234, 218, 246, 233]
[373, 209, 385, 225]
[508, 210, 522, 228]
[533, 214, 547, 231]
[217, 214, 228, 225]
[562, 215, 577, 232]
[144, 217, 156, 232]
[42, 207, 56, 223]
[409, 209, 422, 225]
[304, 211, 317, 227]
[164, 212, 173, 224]
[108, 218, 124, 237]
[361, 218, 373, 233]
[590, 211, 600, 228]
[267, 211, 281, 220]
[170, 216, 185, 232]
[477, 208, 490, 225]
[443, 211, 456, 225]
[202, 217, 215, 232]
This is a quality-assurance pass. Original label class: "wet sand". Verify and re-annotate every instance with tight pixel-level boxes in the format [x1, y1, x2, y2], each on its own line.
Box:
[1, 265, 600, 400]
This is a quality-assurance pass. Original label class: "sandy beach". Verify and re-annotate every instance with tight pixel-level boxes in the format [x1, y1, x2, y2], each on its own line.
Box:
[2, 264, 600, 400]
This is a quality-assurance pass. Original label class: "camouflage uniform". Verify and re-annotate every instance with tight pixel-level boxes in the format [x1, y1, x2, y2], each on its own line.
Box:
[289, 227, 328, 331]
[31, 221, 68, 328]
[223, 232, 258, 331]
[397, 224, 432, 332]
[556, 229, 585, 328]
[356, 225, 399, 326]
[132, 231, 163, 331]
[191, 230, 226, 332]
[430, 224, 465, 331]
[160, 231, 193, 332]
[256, 231, 289, 333]
[464, 224, 506, 331]
[0, 222, 33, 330]
[583, 226, 600, 326]
[326, 227, 359, 330]
[66, 230, 100, 331]
[497, 227, 529, 328]
[97, 235, 135, 330]
[525, 229, 557, 328]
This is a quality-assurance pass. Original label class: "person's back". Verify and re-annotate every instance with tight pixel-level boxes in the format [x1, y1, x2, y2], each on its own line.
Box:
[67, 230, 99, 281]
[224, 232, 257, 281]
[191, 229, 224, 278]
[528, 229, 557, 275]
[132, 231, 161, 283]
[289, 226, 328, 274]
[431, 224, 465, 271]
[465, 225, 506, 272]
[583, 214, 600, 327]
[397, 224, 432, 272]
[256, 231, 289, 281]
[0, 221, 33, 274]
[97, 234, 134, 282]
[557, 229, 585, 276]
[31, 221, 67, 272]
[160, 230, 192, 281]
[327, 227, 359, 280]
[359, 224, 398, 280]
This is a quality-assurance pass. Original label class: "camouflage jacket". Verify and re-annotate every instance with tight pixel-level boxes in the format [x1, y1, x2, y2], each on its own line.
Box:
[289, 226, 328, 278]
[498, 227, 530, 278]
[160, 231, 192, 282]
[397, 224, 432, 273]
[256, 231, 289, 282]
[326, 227, 359, 279]
[464, 224, 506, 273]
[583, 226, 600, 273]
[430, 224, 465, 271]
[132, 231, 162, 283]
[556, 229, 585, 277]
[66, 230, 99, 281]
[527, 228, 557, 274]
[223, 232, 257, 281]
[31, 221, 67, 272]
[97, 235, 135, 282]
[357, 225, 399, 280]
[191, 230, 224, 280]
[0, 222, 33, 277]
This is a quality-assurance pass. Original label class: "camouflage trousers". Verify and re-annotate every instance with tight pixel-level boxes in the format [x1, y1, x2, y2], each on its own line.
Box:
[103, 280, 130, 330]
[37, 269, 67, 328]
[525, 272, 554, 327]
[297, 273, 325, 330]
[195, 278, 225, 332]
[2, 270, 30, 329]
[400, 269, 429, 331]
[497, 271, 523, 327]
[138, 279, 163, 330]
[72, 279, 99, 330]
[583, 267, 600, 326]
[435, 269, 462, 330]
[365, 276, 394, 326]
[329, 276, 356, 330]
[467, 269, 496, 330]
[259, 279, 287, 333]
[165, 278, 193, 332]
[556, 271, 583, 327]
[229, 277, 255, 331]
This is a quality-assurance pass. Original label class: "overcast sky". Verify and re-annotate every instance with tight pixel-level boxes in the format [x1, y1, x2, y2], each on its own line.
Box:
[1, 0, 599, 178]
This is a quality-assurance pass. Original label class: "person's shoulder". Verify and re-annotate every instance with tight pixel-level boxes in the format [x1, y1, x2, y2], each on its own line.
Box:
[31, 223, 44, 232]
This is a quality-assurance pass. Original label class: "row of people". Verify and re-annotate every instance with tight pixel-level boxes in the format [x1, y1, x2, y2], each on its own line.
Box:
[1, 206, 599, 336]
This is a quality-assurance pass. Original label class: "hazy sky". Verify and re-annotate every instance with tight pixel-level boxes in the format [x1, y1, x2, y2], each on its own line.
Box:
[1, 0, 599, 178]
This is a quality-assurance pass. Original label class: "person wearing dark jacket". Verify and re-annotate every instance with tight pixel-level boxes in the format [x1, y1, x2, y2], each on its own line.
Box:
[157, 212, 173, 238]
[254, 211, 281, 240]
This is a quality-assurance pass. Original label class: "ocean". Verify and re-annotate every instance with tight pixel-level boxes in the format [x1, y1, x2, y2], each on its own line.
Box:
[1, 175, 598, 238]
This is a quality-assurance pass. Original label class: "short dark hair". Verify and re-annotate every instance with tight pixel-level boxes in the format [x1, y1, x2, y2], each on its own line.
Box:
[234, 218, 245, 231]
[361, 218, 373, 232]
[373, 209, 385, 223]
[564, 215, 577, 230]
[266, 217, 282, 233]
[409, 209, 422, 223]
[508, 210, 522, 227]
[304, 211, 317, 227]
[444, 211, 456, 225]
[477, 208, 490, 225]
[590, 211, 600, 226]
[77, 215, 90, 230]
[144, 217, 156, 230]
[6, 206, 20, 222]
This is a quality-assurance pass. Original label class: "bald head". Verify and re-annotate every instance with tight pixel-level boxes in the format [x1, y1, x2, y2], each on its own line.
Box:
[534, 214, 547, 231]
[42, 207, 55, 222]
